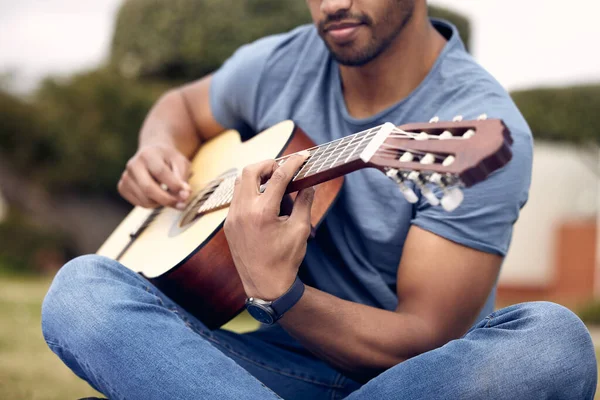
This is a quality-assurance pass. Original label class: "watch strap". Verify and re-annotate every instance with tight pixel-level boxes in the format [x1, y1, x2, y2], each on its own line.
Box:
[270, 276, 305, 320]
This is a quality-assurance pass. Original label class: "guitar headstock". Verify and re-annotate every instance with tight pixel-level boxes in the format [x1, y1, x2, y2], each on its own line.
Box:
[362, 115, 513, 211]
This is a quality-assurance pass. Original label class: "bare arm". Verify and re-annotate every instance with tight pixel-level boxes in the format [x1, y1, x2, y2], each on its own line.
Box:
[118, 76, 226, 208]
[279, 226, 500, 381]
[225, 158, 501, 382]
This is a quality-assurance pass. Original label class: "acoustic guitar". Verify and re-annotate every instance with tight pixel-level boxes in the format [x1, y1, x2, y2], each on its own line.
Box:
[97, 117, 512, 329]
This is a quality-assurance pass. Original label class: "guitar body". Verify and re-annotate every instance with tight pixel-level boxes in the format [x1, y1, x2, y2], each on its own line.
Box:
[97, 121, 344, 329]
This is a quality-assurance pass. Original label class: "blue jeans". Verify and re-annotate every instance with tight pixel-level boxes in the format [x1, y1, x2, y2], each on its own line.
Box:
[42, 255, 597, 399]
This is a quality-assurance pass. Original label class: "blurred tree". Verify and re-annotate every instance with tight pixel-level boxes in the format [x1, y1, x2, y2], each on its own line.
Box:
[512, 85, 600, 144]
[111, 0, 471, 81]
[34, 69, 170, 194]
[111, 0, 312, 80]
[0, 211, 73, 274]
[0, 90, 59, 179]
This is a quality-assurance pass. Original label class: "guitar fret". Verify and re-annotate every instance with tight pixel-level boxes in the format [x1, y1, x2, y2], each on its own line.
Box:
[300, 137, 350, 177]
[301, 141, 334, 178]
[329, 132, 372, 168]
[293, 124, 388, 181]
[295, 148, 322, 180]
[316, 136, 347, 173]
[294, 156, 313, 181]
[344, 128, 375, 164]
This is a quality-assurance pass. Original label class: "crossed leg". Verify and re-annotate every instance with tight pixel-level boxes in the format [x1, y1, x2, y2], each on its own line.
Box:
[42, 255, 597, 400]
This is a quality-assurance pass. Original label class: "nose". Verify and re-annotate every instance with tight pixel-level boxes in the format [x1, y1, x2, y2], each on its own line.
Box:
[320, 0, 352, 15]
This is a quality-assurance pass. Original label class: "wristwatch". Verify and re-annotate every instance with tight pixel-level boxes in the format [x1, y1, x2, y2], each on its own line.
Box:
[245, 276, 305, 325]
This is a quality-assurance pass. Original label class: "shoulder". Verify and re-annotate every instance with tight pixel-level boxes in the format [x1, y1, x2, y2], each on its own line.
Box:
[224, 24, 324, 74]
[210, 25, 324, 132]
[432, 20, 530, 136]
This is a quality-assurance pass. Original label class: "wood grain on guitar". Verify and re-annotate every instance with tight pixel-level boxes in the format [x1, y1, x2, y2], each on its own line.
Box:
[97, 117, 512, 329]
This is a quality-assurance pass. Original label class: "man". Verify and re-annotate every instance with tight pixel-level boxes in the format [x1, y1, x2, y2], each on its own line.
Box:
[42, 0, 597, 399]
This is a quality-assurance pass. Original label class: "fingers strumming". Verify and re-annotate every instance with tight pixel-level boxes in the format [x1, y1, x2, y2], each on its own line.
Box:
[148, 158, 188, 197]
[131, 167, 179, 207]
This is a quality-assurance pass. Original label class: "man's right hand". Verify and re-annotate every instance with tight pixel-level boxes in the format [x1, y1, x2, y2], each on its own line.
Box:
[118, 144, 192, 210]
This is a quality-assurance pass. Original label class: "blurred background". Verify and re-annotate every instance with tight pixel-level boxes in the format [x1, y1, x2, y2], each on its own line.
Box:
[1, 0, 599, 398]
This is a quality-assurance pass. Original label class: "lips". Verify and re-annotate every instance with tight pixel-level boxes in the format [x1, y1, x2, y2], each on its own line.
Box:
[324, 21, 363, 32]
[324, 21, 363, 44]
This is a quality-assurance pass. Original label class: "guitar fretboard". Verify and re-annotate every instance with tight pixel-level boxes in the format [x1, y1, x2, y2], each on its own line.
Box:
[287, 124, 384, 182]
[150, 124, 388, 229]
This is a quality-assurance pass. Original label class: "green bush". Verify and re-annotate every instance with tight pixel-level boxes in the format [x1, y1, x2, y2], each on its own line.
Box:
[110, 0, 471, 81]
[33, 68, 170, 195]
[577, 300, 600, 325]
[0, 212, 73, 275]
[512, 85, 600, 144]
[111, 0, 312, 80]
[0, 90, 59, 179]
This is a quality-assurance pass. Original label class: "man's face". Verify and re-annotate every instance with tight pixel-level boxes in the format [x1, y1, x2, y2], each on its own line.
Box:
[306, 0, 416, 66]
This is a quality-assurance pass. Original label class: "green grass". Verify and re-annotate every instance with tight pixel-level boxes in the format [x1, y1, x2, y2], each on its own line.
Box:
[0, 273, 258, 399]
[0, 274, 102, 399]
[0, 273, 597, 399]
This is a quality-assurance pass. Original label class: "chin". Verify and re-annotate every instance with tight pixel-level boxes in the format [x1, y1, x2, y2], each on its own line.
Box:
[325, 38, 381, 67]
[330, 49, 378, 67]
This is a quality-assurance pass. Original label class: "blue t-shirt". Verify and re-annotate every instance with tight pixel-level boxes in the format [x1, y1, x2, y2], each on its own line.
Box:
[210, 20, 533, 323]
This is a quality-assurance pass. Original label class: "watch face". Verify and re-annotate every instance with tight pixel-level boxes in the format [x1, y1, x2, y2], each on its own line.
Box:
[247, 304, 275, 325]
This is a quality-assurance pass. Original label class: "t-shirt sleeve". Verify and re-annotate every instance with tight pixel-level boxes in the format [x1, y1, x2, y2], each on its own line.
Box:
[209, 34, 285, 137]
[410, 93, 534, 257]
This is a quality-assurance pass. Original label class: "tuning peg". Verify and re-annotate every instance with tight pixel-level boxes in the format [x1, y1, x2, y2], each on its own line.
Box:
[429, 173, 443, 185]
[407, 171, 440, 206]
[439, 131, 453, 140]
[421, 186, 440, 206]
[443, 156, 455, 167]
[429, 116, 440, 123]
[399, 182, 418, 203]
[429, 173, 464, 211]
[399, 152, 414, 162]
[386, 169, 418, 203]
[441, 187, 464, 211]
[415, 132, 429, 141]
[452, 115, 463, 122]
[420, 153, 436, 165]
[463, 129, 475, 139]
[477, 113, 488, 120]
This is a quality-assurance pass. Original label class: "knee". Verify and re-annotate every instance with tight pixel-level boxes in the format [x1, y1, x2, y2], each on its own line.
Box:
[511, 302, 597, 397]
[41, 254, 130, 346]
[517, 301, 592, 343]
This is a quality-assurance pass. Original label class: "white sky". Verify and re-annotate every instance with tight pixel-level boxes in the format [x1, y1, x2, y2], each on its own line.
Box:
[1, 0, 599, 93]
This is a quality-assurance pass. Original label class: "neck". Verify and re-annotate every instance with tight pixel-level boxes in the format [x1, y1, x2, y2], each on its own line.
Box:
[339, 11, 447, 119]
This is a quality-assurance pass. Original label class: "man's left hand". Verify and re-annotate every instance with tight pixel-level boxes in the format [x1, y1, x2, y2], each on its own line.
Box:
[224, 152, 314, 300]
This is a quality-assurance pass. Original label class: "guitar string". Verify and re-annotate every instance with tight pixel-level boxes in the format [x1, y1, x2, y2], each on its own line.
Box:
[147, 126, 456, 222]
[389, 127, 467, 140]
[285, 126, 459, 176]
[376, 144, 451, 161]
[182, 127, 453, 208]
[293, 129, 453, 178]
[274, 127, 378, 163]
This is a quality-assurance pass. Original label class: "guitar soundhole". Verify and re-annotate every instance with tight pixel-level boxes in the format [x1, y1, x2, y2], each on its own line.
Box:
[178, 168, 238, 228]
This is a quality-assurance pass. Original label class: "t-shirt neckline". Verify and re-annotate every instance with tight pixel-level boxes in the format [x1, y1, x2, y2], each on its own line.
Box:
[332, 19, 462, 127]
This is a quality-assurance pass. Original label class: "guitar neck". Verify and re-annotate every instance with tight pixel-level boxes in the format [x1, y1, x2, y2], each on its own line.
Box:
[185, 124, 391, 218]
[284, 124, 389, 193]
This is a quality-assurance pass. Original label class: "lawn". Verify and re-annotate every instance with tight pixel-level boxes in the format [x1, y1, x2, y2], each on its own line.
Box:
[0, 273, 258, 399]
[0, 274, 598, 399]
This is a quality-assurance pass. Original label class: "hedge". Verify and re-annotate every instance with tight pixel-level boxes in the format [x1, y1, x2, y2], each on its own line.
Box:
[512, 85, 600, 144]
[110, 0, 471, 81]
